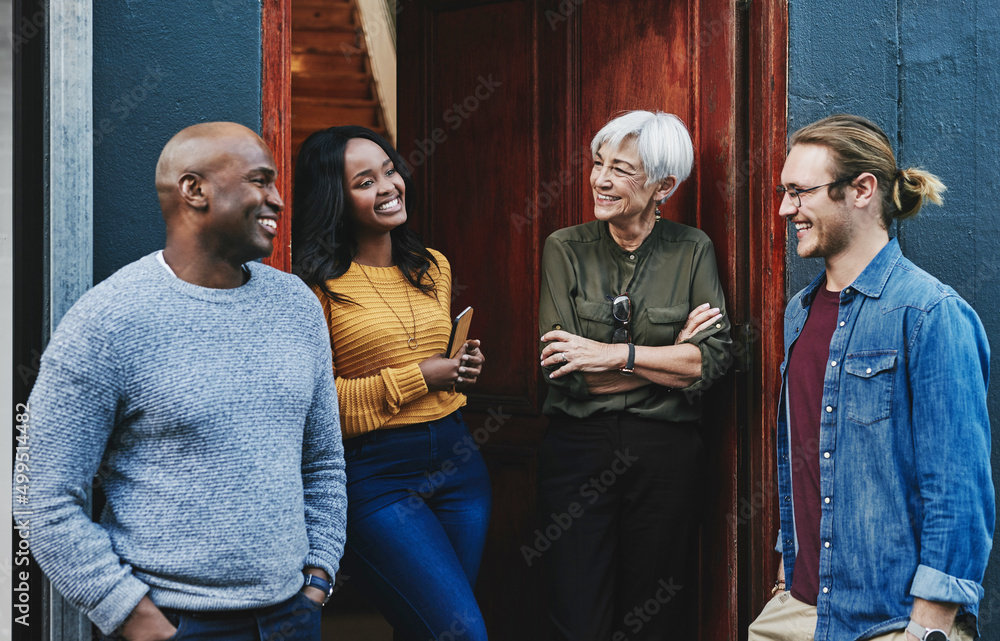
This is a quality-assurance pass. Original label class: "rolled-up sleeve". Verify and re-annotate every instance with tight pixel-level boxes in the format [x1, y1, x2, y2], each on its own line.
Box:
[539, 234, 592, 401]
[907, 295, 993, 604]
[677, 239, 733, 394]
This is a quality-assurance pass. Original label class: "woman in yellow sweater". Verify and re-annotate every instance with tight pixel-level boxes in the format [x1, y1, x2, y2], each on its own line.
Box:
[292, 126, 490, 641]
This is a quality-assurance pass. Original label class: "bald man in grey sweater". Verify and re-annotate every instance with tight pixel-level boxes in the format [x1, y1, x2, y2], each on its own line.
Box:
[23, 123, 346, 640]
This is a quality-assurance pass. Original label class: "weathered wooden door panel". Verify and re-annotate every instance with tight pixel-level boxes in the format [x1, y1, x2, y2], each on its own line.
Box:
[391, 1, 788, 638]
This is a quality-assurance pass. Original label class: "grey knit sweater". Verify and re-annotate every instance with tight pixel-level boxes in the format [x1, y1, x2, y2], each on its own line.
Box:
[23, 253, 346, 633]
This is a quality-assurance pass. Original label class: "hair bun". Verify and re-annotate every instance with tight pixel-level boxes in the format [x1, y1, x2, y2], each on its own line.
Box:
[892, 167, 946, 220]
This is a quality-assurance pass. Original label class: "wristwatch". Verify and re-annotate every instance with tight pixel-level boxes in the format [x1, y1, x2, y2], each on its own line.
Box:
[620, 343, 635, 376]
[906, 620, 949, 641]
[303, 573, 335, 605]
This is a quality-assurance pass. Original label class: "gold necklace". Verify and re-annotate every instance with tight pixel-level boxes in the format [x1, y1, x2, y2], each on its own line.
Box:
[357, 263, 419, 349]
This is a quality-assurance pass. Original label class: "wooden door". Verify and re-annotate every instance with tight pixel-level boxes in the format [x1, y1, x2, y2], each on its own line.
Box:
[392, 1, 786, 639]
[263, 0, 787, 637]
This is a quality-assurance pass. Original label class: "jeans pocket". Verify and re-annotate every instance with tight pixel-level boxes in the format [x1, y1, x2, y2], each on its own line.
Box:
[162, 613, 186, 640]
[844, 351, 897, 425]
[294, 590, 324, 613]
[343, 434, 370, 459]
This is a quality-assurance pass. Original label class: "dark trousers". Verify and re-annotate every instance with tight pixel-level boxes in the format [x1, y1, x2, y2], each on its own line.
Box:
[98, 592, 321, 641]
[339, 411, 492, 641]
[537, 413, 703, 641]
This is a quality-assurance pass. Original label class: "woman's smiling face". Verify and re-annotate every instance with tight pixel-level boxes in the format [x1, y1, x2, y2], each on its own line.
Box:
[343, 137, 407, 237]
[590, 137, 660, 224]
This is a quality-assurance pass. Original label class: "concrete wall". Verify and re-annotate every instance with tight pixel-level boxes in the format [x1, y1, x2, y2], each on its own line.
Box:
[92, 1, 262, 283]
[787, 0, 1000, 630]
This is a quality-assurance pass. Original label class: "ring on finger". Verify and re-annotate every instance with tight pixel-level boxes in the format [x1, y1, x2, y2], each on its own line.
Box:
[561, 353, 568, 363]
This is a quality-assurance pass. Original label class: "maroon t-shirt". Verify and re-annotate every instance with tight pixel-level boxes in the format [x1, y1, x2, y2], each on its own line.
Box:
[787, 284, 839, 606]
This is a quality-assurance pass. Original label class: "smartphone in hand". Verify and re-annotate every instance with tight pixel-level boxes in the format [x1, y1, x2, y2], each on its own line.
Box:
[446, 307, 474, 358]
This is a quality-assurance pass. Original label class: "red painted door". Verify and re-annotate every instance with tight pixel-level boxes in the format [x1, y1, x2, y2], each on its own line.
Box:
[264, 0, 788, 637]
[392, 1, 787, 639]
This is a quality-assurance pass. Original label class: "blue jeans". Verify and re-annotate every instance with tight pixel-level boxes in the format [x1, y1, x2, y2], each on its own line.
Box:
[340, 411, 492, 641]
[98, 592, 321, 640]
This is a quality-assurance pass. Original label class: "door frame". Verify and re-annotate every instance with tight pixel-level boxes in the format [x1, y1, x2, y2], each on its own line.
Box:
[260, 1, 788, 635]
[744, 0, 788, 627]
[262, 0, 293, 273]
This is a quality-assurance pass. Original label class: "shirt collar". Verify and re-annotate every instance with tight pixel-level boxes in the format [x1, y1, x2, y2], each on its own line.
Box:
[156, 250, 178, 278]
[799, 238, 902, 307]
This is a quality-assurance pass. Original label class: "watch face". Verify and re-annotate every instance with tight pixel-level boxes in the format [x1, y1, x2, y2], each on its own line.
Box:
[926, 631, 948, 641]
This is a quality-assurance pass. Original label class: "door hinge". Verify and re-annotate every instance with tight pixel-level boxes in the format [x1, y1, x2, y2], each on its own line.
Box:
[734, 320, 757, 374]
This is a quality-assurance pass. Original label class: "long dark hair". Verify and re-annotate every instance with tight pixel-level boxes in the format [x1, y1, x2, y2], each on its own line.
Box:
[292, 125, 437, 303]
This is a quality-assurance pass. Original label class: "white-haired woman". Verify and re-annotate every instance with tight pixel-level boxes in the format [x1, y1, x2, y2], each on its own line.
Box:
[537, 111, 733, 640]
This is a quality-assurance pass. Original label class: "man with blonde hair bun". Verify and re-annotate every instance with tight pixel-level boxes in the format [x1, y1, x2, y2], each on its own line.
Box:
[749, 114, 993, 641]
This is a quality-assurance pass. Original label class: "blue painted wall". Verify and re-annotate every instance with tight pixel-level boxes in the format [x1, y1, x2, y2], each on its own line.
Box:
[92, 1, 262, 283]
[788, 0, 1000, 632]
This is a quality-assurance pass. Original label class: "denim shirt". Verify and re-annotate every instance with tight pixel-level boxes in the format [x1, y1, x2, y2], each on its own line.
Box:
[775, 239, 994, 641]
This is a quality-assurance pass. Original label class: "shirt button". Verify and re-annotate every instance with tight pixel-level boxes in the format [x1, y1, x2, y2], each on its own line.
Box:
[629, 254, 636, 261]
[866, 367, 872, 374]
[830, 360, 837, 367]
[845, 288, 851, 294]
[784, 495, 791, 502]
[824, 452, 831, 459]
[824, 497, 831, 504]
[822, 587, 829, 594]
[825, 406, 833, 413]
[825, 541, 831, 548]
[839, 321, 845, 327]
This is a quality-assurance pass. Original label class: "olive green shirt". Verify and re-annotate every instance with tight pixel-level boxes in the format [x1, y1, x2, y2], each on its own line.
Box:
[539, 219, 732, 421]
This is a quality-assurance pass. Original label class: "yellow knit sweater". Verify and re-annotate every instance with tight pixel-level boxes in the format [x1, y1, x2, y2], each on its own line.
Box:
[314, 249, 465, 440]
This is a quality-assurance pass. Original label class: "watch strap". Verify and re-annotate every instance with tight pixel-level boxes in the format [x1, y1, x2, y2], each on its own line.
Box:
[620, 343, 635, 375]
[906, 620, 949, 641]
[303, 573, 334, 605]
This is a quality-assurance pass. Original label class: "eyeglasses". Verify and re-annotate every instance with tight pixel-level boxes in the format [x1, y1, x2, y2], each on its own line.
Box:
[775, 176, 855, 208]
[612, 293, 631, 344]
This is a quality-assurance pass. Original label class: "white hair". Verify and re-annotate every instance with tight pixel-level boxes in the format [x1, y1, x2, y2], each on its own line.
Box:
[590, 111, 694, 198]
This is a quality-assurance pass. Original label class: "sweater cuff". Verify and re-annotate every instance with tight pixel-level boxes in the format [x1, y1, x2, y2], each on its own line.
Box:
[304, 552, 340, 584]
[910, 564, 984, 605]
[382, 363, 428, 409]
[88, 574, 149, 634]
